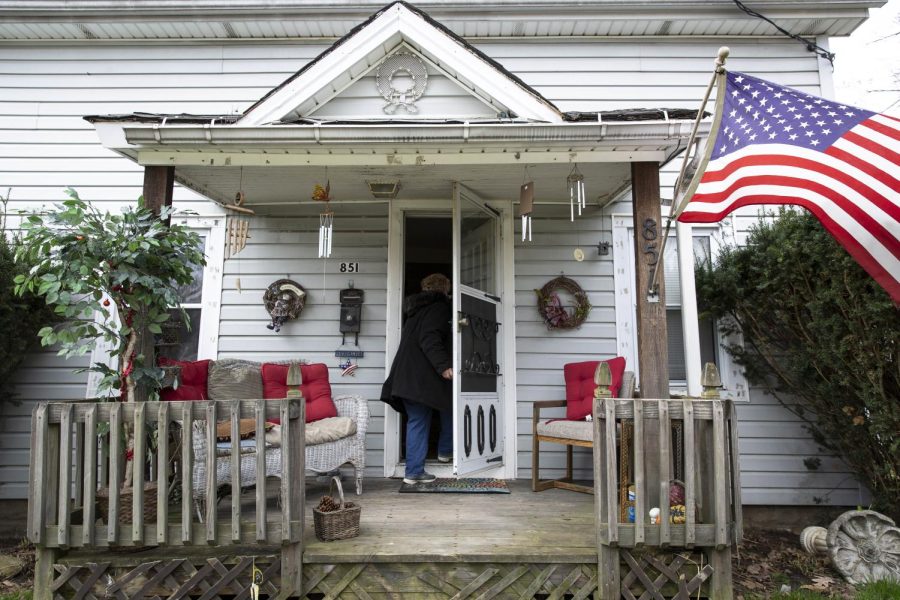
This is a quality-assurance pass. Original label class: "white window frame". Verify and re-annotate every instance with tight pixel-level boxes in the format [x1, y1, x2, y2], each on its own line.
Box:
[612, 214, 748, 401]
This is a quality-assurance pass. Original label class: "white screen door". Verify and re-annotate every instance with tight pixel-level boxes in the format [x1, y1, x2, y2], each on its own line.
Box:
[452, 183, 504, 475]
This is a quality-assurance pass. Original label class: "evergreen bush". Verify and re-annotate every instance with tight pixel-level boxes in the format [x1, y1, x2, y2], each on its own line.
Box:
[0, 193, 57, 401]
[695, 209, 899, 519]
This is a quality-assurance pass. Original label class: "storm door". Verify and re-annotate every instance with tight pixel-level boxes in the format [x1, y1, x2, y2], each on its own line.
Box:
[452, 184, 504, 475]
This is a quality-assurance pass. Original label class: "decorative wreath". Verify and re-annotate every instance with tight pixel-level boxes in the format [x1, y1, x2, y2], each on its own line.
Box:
[264, 279, 306, 332]
[534, 276, 592, 330]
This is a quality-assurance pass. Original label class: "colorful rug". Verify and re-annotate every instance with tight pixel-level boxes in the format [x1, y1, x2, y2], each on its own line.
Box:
[398, 478, 510, 494]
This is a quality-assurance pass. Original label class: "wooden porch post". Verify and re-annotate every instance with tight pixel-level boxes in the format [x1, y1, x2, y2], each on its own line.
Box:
[135, 166, 175, 402]
[630, 162, 670, 398]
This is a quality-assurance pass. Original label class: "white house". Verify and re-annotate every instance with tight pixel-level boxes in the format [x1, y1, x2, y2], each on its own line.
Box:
[0, 0, 879, 509]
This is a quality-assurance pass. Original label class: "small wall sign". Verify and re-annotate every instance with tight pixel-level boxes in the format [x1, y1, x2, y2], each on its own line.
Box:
[339, 262, 360, 273]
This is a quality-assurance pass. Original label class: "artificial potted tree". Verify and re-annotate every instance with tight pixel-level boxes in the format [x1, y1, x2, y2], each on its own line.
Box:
[14, 188, 206, 520]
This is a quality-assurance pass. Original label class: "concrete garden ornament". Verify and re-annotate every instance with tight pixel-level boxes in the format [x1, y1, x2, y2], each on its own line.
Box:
[376, 51, 427, 114]
[801, 510, 900, 585]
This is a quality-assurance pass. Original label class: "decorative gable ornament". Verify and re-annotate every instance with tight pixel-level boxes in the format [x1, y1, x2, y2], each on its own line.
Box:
[376, 52, 428, 114]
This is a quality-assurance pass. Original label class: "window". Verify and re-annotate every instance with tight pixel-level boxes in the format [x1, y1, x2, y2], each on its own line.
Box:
[157, 235, 206, 362]
[612, 216, 748, 400]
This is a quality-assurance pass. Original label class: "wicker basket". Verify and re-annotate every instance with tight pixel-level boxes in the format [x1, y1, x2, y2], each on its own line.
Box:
[313, 476, 361, 542]
[97, 482, 159, 525]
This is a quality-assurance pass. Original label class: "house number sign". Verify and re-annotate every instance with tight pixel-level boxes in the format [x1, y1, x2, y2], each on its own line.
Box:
[339, 262, 360, 273]
[642, 218, 660, 293]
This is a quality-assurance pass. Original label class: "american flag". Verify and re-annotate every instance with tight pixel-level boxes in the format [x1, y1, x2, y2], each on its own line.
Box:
[678, 71, 900, 303]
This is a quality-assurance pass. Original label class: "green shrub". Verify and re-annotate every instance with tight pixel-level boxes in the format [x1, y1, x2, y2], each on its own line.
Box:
[695, 209, 900, 519]
[0, 193, 58, 401]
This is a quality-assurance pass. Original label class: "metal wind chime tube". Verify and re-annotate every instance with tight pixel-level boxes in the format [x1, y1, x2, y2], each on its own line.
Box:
[318, 212, 334, 258]
[567, 164, 586, 221]
[520, 180, 534, 243]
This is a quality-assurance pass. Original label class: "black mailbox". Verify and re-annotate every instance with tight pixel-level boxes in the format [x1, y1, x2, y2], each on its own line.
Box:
[339, 286, 364, 334]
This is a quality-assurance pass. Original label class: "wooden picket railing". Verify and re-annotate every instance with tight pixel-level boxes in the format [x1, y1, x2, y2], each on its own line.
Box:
[592, 395, 742, 599]
[27, 398, 305, 550]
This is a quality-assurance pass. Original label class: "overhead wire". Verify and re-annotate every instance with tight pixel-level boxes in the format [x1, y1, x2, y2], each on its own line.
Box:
[732, 0, 836, 66]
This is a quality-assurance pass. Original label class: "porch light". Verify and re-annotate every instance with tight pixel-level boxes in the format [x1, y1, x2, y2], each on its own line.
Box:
[366, 180, 401, 199]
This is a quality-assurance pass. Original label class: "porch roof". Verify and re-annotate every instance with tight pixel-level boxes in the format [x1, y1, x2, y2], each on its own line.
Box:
[86, 115, 706, 210]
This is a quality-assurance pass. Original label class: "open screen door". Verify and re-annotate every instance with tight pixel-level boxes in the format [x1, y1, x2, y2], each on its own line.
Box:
[452, 183, 504, 476]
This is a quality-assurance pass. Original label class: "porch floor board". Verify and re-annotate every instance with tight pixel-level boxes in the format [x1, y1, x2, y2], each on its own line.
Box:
[302, 478, 597, 563]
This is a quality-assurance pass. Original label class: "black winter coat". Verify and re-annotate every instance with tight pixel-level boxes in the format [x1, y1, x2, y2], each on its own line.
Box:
[380, 291, 453, 413]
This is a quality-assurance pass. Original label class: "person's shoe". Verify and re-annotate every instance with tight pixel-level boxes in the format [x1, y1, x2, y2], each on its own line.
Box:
[403, 471, 437, 485]
[437, 453, 453, 463]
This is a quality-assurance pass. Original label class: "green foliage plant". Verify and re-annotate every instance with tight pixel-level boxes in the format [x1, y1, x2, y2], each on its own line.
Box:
[695, 209, 900, 519]
[13, 188, 205, 402]
[0, 190, 58, 401]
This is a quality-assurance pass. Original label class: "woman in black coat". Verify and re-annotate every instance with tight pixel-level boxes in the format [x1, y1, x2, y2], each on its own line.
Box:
[380, 273, 453, 484]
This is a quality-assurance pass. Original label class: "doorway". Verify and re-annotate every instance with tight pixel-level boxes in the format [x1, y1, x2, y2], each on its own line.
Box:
[398, 215, 453, 464]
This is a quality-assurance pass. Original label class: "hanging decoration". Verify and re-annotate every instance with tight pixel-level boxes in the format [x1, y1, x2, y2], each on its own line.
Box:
[519, 179, 534, 243]
[567, 164, 586, 221]
[263, 279, 306, 332]
[534, 275, 592, 330]
[375, 51, 428, 115]
[225, 167, 255, 259]
[312, 177, 334, 259]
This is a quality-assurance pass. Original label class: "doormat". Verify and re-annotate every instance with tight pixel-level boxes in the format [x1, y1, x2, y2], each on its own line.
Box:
[399, 478, 510, 494]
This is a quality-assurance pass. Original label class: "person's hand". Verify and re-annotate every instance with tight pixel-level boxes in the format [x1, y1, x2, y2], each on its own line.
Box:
[442, 368, 453, 380]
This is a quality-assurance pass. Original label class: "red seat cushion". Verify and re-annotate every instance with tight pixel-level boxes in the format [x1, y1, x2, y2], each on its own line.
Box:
[158, 358, 211, 401]
[261, 363, 337, 423]
[563, 357, 627, 421]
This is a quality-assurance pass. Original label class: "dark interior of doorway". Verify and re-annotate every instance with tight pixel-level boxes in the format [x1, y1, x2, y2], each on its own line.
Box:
[399, 215, 452, 463]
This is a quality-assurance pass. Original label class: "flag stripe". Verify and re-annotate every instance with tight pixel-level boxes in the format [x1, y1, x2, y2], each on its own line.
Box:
[859, 121, 900, 153]
[699, 144, 899, 213]
[841, 130, 900, 172]
[872, 113, 900, 130]
[682, 190, 900, 283]
[827, 141, 900, 194]
[863, 118, 900, 143]
[692, 173, 899, 254]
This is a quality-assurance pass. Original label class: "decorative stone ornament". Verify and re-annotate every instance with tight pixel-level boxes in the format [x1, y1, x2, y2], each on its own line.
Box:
[375, 52, 428, 114]
[264, 279, 306, 332]
[827, 510, 900, 585]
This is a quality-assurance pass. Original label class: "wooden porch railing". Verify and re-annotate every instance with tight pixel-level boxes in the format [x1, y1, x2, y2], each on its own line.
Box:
[27, 399, 305, 593]
[592, 396, 742, 599]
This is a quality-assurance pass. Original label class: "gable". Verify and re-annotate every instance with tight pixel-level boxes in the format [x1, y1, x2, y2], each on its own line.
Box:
[239, 1, 561, 125]
[307, 46, 508, 121]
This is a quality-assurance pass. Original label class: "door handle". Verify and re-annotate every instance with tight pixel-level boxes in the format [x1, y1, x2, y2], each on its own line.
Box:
[457, 313, 469, 330]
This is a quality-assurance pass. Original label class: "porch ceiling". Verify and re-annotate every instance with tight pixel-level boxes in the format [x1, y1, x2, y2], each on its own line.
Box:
[173, 160, 633, 210]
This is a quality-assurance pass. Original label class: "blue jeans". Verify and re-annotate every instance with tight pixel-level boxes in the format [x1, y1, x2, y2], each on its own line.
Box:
[403, 400, 453, 477]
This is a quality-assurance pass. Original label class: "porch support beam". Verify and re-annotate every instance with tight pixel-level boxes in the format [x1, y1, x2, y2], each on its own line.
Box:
[135, 165, 174, 403]
[142, 165, 175, 220]
[631, 161, 669, 399]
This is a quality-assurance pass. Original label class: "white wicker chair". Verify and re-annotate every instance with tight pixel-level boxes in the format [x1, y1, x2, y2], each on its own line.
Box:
[191, 394, 369, 516]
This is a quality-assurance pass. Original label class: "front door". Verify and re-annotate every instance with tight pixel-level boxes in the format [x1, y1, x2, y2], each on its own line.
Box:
[452, 184, 504, 475]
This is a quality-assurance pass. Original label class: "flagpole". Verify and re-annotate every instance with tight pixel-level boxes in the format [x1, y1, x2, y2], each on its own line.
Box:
[647, 46, 729, 297]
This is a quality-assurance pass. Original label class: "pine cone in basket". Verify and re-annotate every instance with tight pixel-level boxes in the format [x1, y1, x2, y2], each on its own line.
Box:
[317, 496, 339, 512]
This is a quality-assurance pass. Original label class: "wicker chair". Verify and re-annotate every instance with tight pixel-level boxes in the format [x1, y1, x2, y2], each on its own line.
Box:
[191, 394, 369, 516]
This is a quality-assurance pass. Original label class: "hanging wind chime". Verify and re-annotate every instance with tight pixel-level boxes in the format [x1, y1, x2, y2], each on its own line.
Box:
[520, 174, 534, 243]
[567, 163, 586, 221]
[313, 178, 333, 258]
[225, 167, 256, 294]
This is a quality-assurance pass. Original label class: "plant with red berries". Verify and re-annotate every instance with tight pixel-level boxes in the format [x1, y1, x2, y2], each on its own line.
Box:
[14, 188, 205, 402]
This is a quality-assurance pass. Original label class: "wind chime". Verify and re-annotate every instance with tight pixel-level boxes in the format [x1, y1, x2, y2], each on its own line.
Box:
[567, 163, 586, 221]
[225, 167, 255, 293]
[520, 175, 534, 243]
[313, 178, 333, 258]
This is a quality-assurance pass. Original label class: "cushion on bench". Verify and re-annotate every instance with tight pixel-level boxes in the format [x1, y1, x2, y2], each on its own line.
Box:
[535, 419, 593, 442]
[207, 358, 264, 401]
[564, 357, 626, 420]
[261, 362, 338, 423]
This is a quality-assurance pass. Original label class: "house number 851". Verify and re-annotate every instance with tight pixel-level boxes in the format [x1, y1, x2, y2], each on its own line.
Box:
[339, 262, 360, 273]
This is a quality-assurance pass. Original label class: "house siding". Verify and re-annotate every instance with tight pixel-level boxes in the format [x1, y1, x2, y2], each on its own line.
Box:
[0, 37, 862, 504]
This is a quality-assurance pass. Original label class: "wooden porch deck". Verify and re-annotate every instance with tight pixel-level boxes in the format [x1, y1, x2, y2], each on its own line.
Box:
[303, 478, 596, 564]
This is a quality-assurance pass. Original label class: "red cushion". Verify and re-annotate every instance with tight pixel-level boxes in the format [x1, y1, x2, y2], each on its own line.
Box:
[564, 357, 627, 420]
[261, 363, 337, 423]
[158, 358, 211, 401]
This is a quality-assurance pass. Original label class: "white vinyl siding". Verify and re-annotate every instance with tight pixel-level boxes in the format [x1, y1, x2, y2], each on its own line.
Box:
[0, 36, 862, 505]
[216, 208, 390, 476]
